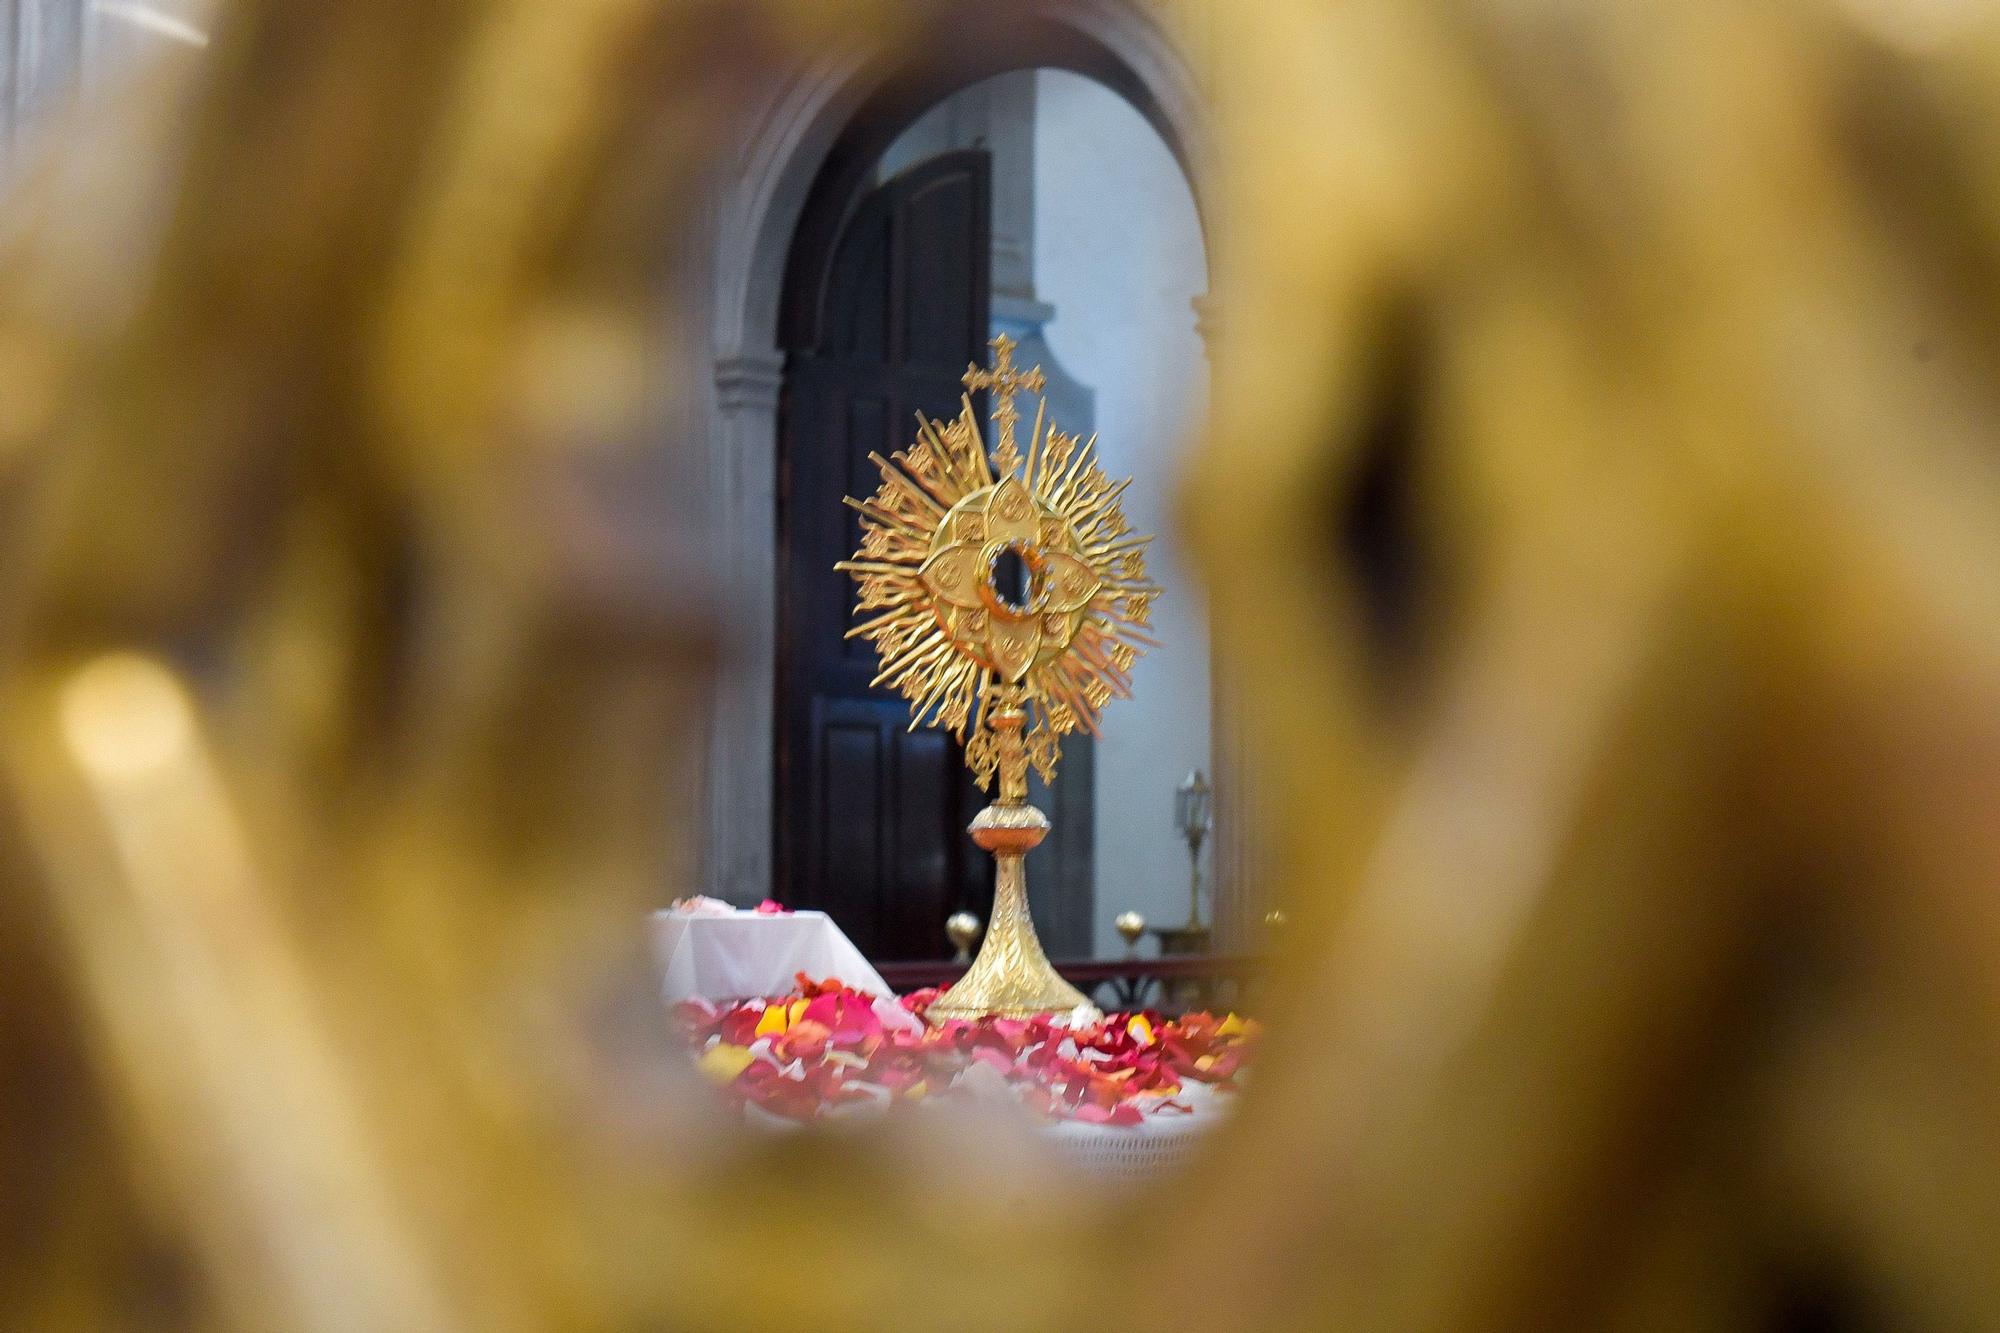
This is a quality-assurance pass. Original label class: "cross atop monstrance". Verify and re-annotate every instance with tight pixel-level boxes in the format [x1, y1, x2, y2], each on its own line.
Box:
[963, 331, 1045, 475]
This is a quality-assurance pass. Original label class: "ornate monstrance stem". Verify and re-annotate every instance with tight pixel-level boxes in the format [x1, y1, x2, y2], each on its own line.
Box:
[837, 335, 1160, 1022]
[927, 689, 1090, 1021]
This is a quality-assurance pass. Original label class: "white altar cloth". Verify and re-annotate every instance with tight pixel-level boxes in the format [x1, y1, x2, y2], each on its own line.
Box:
[649, 906, 918, 1030]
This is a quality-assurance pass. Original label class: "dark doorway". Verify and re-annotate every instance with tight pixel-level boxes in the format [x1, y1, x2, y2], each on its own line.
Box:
[775, 150, 996, 960]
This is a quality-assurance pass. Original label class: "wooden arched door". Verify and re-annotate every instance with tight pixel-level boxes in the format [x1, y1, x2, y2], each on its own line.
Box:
[775, 150, 994, 960]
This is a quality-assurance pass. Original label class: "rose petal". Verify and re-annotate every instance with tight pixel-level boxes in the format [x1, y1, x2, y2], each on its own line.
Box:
[802, 991, 883, 1042]
[697, 1043, 756, 1085]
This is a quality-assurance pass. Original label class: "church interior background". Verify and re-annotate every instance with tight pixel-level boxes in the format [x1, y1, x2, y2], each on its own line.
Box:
[9, 0, 2000, 1328]
[0, 1, 1236, 968]
[764, 68, 1214, 961]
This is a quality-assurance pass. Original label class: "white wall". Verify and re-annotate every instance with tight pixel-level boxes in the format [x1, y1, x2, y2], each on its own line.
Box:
[1031, 70, 1210, 955]
[2, 0, 211, 174]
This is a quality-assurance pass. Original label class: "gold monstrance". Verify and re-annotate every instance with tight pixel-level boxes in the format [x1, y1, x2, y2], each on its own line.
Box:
[838, 334, 1160, 1020]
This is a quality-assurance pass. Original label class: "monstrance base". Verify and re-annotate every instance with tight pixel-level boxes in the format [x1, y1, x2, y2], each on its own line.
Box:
[925, 802, 1096, 1022]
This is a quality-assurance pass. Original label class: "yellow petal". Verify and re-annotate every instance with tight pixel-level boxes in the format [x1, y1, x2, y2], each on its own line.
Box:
[1217, 1013, 1246, 1039]
[754, 1004, 789, 1038]
[1127, 1014, 1155, 1045]
[698, 1044, 757, 1085]
[788, 998, 810, 1026]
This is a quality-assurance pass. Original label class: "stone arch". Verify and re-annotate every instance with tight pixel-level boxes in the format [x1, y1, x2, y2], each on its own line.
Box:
[702, 0, 1211, 904]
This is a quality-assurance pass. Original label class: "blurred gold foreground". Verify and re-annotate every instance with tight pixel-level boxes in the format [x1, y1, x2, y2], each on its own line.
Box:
[7, 0, 2000, 1327]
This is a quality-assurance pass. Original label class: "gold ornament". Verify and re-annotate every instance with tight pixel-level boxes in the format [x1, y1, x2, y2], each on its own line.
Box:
[837, 335, 1160, 1020]
[945, 911, 983, 964]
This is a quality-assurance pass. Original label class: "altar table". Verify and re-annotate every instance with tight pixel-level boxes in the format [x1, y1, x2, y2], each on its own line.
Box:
[649, 904, 920, 1030]
[655, 904, 1241, 1179]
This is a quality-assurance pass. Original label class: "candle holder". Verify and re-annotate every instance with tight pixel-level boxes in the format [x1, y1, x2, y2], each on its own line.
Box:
[1150, 769, 1214, 959]
[1174, 768, 1212, 931]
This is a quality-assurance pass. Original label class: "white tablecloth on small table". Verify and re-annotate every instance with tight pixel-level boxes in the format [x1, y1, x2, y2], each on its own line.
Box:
[650, 908, 896, 1007]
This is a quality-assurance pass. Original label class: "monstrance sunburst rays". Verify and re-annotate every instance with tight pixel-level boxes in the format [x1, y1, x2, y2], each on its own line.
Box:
[836, 334, 1161, 796]
[836, 333, 1161, 1021]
